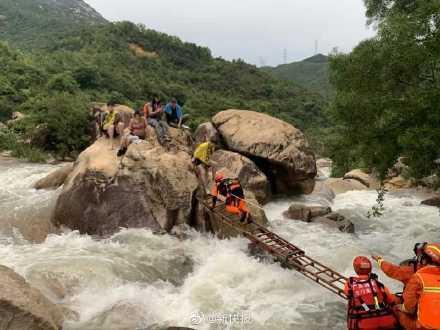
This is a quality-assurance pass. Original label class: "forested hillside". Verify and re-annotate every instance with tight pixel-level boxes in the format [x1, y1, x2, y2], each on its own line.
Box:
[0, 0, 106, 49]
[0, 20, 327, 160]
[263, 54, 332, 98]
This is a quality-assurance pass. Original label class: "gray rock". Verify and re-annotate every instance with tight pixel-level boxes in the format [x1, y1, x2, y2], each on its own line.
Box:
[421, 196, 440, 207]
[212, 110, 316, 194]
[283, 203, 331, 222]
[0, 265, 64, 330]
[33, 163, 74, 190]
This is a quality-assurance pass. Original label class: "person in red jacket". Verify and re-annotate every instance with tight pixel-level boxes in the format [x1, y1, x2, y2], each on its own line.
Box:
[372, 242, 427, 286]
[394, 243, 440, 330]
[344, 256, 399, 330]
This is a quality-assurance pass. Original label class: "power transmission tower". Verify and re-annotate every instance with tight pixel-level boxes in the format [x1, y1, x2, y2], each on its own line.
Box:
[315, 40, 319, 55]
[283, 48, 287, 64]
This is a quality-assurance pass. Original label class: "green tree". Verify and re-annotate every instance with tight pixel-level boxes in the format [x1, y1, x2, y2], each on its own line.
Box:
[328, 0, 440, 178]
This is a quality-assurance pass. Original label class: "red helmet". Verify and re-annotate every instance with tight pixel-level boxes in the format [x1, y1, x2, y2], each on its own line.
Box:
[353, 256, 372, 275]
[215, 172, 224, 183]
[423, 243, 440, 265]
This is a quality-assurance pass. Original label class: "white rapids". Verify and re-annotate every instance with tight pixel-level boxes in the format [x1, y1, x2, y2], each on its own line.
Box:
[0, 158, 439, 329]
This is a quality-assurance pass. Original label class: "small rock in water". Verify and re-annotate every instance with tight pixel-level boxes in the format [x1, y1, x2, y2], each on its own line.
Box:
[283, 203, 331, 222]
[421, 196, 440, 207]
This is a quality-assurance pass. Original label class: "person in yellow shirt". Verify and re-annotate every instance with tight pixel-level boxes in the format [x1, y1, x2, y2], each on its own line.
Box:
[192, 136, 216, 188]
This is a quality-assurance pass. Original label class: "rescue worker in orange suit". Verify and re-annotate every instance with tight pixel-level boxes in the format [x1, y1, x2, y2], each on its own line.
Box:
[344, 256, 399, 330]
[372, 242, 427, 286]
[394, 243, 440, 330]
[211, 172, 251, 223]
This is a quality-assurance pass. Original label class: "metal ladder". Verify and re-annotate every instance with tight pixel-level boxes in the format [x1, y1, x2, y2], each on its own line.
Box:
[203, 200, 348, 300]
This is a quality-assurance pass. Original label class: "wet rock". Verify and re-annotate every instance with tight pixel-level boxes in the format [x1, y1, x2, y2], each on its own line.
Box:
[325, 178, 368, 194]
[0, 265, 64, 330]
[384, 176, 414, 190]
[211, 150, 270, 204]
[388, 157, 409, 178]
[310, 181, 336, 204]
[212, 110, 316, 194]
[53, 138, 199, 236]
[194, 122, 221, 145]
[314, 213, 355, 233]
[421, 196, 440, 207]
[343, 169, 379, 189]
[419, 174, 439, 188]
[33, 163, 74, 190]
[283, 203, 331, 222]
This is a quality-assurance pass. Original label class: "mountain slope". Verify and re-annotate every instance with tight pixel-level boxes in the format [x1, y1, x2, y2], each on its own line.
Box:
[263, 54, 332, 98]
[0, 0, 106, 48]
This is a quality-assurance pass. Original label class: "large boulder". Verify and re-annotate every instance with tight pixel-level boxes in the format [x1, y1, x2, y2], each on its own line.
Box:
[343, 169, 380, 189]
[212, 110, 316, 194]
[384, 176, 414, 190]
[194, 122, 221, 145]
[325, 178, 368, 195]
[33, 163, 74, 190]
[52, 138, 199, 236]
[0, 265, 63, 330]
[211, 150, 270, 204]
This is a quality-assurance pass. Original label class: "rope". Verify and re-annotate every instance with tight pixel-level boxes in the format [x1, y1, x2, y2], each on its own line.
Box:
[230, 193, 266, 211]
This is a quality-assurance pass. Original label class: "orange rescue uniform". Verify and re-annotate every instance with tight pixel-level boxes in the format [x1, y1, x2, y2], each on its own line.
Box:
[377, 258, 416, 286]
[211, 178, 249, 217]
[344, 275, 399, 330]
[396, 265, 440, 330]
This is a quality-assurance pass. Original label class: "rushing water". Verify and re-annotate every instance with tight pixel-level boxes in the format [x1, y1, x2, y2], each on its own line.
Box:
[0, 159, 439, 330]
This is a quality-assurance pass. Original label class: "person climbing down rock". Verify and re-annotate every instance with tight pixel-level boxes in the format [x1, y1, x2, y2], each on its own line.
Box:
[211, 172, 251, 224]
[394, 243, 440, 330]
[102, 102, 125, 150]
[192, 135, 217, 188]
[372, 242, 428, 287]
[164, 98, 189, 129]
[144, 96, 170, 144]
[344, 256, 398, 330]
[117, 109, 148, 157]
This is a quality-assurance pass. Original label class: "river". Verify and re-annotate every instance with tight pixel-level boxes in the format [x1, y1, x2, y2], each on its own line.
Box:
[0, 158, 438, 329]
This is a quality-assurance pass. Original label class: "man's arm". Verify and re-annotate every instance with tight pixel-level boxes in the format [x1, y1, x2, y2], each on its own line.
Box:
[372, 256, 414, 284]
[401, 275, 422, 314]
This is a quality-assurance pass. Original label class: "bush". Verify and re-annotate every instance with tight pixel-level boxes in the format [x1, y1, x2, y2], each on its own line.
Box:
[47, 73, 79, 93]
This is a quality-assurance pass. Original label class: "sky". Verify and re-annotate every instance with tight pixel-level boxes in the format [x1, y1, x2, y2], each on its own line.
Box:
[85, 0, 375, 67]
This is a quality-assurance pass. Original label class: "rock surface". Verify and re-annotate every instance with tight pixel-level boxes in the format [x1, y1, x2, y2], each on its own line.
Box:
[314, 213, 355, 233]
[283, 203, 331, 222]
[325, 178, 368, 194]
[33, 163, 74, 190]
[211, 150, 270, 204]
[0, 265, 63, 330]
[343, 169, 379, 189]
[53, 138, 199, 235]
[194, 122, 221, 145]
[283, 203, 354, 233]
[384, 176, 414, 190]
[421, 196, 440, 207]
[212, 110, 316, 194]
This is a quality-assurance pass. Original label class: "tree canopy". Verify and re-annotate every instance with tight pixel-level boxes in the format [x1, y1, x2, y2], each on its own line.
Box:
[328, 0, 440, 178]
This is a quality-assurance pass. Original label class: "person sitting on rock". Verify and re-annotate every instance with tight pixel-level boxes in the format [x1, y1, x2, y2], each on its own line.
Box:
[344, 256, 398, 330]
[164, 98, 189, 129]
[144, 96, 170, 144]
[192, 135, 217, 187]
[211, 172, 251, 223]
[372, 242, 427, 287]
[117, 109, 148, 157]
[102, 102, 124, 149]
